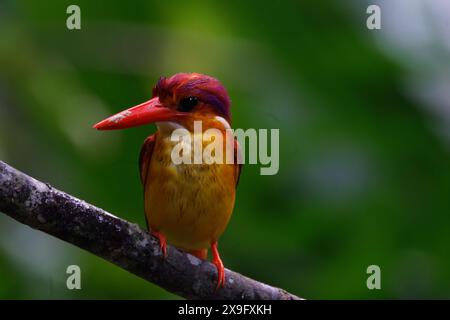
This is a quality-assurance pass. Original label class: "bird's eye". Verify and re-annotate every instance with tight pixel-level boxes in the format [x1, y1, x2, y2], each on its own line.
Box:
[179, 96, 198, 112]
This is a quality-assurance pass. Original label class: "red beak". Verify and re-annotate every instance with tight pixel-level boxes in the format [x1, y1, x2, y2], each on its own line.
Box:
[93, 97, 184, 130]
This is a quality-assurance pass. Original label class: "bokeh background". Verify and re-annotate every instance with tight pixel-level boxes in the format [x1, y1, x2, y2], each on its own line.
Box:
[1, 0, 450, 299]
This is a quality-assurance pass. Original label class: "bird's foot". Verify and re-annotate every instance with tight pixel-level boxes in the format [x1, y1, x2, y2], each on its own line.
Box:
[151, 230, 167, 258]
[211, 242, 225, 290]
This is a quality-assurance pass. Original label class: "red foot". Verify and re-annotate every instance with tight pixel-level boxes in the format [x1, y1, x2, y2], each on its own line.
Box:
[151, 230, 167, 258]
[211, 242, 225, 290]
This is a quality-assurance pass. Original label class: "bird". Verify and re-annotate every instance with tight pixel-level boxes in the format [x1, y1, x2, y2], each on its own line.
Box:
[93, 73, 242, 289]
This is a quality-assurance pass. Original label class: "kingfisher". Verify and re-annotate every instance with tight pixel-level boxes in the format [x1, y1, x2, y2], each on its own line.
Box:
[93, 73, 241, 289]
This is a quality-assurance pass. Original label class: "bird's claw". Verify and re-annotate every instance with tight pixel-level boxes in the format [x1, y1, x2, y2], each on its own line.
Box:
[151, 230, 167, 258]
[211, 242, 225, 290]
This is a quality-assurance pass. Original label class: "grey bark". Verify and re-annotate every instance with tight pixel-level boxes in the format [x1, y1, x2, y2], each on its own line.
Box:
[0, 160, 301, 300]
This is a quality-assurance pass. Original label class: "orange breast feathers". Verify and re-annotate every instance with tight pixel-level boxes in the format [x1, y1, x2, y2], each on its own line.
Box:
[139, 126, 241, 252]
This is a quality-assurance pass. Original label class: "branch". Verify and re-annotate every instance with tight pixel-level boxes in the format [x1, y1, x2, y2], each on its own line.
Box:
[0, 160, 301, 300]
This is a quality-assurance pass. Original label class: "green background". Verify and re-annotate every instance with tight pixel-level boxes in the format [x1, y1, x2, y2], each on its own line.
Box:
[1, 0, 450, 299]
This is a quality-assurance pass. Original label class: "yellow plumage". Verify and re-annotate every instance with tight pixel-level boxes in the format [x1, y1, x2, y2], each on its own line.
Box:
[143, 126, 237, 252]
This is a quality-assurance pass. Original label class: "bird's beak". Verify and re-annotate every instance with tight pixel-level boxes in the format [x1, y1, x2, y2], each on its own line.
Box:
[93, 97, 184, 130]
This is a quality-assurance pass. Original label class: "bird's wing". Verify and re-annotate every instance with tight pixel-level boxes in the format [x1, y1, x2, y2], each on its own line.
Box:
[139, 133, 157, 185]
[139, 134, 157, 231]
[234, 138, 243, 187]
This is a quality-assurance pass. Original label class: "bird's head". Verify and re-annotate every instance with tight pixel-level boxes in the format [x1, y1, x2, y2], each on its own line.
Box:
[93, 73, 231, 132]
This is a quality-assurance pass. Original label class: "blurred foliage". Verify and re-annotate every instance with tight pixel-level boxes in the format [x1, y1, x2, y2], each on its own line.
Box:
[1, 0, 450, 299]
